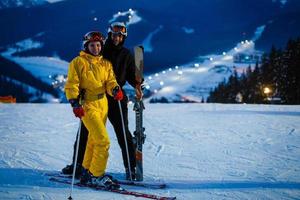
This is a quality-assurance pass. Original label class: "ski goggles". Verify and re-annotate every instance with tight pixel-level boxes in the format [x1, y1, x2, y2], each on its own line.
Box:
[83, 31, 105, 42]
[111, 25, 127, 35]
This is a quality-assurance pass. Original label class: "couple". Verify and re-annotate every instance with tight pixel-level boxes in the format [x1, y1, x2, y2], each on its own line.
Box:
[64, 22, 143, 189]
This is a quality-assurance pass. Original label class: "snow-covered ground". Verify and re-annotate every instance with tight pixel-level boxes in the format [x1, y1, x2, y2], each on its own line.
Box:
[1, 38, 69, 85]
[0, 103, 300, 199]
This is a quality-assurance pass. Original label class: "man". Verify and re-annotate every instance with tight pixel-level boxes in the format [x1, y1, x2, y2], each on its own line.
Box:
[62, 22, 143, 180]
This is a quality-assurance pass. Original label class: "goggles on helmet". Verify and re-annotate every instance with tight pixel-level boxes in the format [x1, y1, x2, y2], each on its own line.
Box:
[83, 31, 105, 43]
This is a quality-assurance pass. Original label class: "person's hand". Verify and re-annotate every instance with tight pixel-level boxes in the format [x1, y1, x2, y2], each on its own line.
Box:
[112, 86, 124, 101]
[69, 99, 85, 118]
[73, 107, 84, 118]
[135, 84, 143, 100]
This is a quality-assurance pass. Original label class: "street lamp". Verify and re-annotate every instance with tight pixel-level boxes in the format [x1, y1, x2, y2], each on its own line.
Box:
[263, 87, 272, 103]
[263, 87, 271, 95]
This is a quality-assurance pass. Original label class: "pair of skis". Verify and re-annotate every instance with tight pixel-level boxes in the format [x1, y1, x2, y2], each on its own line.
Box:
[133, 46, 146, 181]
[48, 173, 175, 200]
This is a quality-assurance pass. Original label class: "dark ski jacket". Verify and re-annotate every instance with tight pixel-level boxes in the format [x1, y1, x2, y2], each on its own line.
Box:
[103, 37, 138, 90]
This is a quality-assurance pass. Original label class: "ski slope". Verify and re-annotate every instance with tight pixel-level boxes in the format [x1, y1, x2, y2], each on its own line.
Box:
[0, 103, 300, 199]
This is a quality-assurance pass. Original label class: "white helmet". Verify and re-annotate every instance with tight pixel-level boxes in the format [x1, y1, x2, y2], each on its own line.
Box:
[108, 22, 127, 37]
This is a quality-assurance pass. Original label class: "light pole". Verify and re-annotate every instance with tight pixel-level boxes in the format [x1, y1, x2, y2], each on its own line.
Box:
[263, 87, 272, 103]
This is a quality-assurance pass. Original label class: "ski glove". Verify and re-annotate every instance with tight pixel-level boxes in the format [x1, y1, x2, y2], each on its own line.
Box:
[112, 86, 124, 101]
[69, 99, 85, 118]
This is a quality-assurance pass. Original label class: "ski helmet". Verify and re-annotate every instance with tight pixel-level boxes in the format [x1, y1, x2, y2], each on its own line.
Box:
[108, 22, 127, 37]
[82, 31, 105, 49]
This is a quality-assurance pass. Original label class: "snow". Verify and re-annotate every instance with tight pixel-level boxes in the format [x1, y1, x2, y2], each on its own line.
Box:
[145, 41, 260, 101]
[0, 103, 299, 199]
[182, 27, 195, 34]
[109, 9, 142, 26]
[146, 25, 266, 102]
[1, 38, 69, 84]
[142, 26, 164, 53]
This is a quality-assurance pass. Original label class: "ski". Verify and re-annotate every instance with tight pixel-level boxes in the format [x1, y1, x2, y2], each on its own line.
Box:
[49, 177, 176, 200]
[45, 172, 166, 189]
[133, 45, 146, 181]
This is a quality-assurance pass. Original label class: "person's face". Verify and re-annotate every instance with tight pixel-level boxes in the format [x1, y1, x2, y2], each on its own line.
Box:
[111, 33, 124, 46]
[88, 41, 101, 56]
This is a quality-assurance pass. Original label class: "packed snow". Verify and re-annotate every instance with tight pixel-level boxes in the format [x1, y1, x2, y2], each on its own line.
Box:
[0, 103, 300, 199]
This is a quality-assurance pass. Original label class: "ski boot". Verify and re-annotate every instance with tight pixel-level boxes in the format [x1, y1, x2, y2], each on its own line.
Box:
[62, 164, 83, 178]
[80, 169, 120, 190]
[125, 168, 136, 181]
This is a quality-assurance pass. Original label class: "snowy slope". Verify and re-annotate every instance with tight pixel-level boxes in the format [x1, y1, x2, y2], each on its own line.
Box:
[1, 38, 69, 85]
[144, 26, 265, 102]
[0, 103, 300, 199]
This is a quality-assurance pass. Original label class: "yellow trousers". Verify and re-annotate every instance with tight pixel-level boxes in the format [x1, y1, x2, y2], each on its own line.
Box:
[81, 98, 110, 177]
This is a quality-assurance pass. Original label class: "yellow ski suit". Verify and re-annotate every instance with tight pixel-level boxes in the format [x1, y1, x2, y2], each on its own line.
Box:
[65, 51, 119, 177]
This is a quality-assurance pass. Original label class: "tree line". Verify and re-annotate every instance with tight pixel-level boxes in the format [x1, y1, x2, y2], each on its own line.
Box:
[208, 38, 300, 104]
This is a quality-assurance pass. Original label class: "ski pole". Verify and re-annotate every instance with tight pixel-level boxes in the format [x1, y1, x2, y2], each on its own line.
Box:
[117, 100, 133, 181]
[68, 120, 82, 200]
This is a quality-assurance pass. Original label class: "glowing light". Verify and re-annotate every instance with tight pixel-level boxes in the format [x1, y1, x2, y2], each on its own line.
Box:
[145, 85, 150, 89]
[168, 68, 172, 71]
[222, 52, 226, 55]
[194, 63, 199, 67]
[160, 81, 164, 86]
[155, 73, 159, 77]
[241, 41, 245, 44]
[154, 89, 158, 93]
[264, 87, 271, 94]
[234, 47, 238, 51]
[175, 66, 179, 69]
[49, 75, 52, 78]
[148, 76, 152, 80]
[93, 17, 98, 21]
[129, 8, 133, 12]
[178, 71, 183, 75]
[118, 11, 121, 15]
[210, 57, 213, 61]
[128, 15, 132, 19]
[162, 71, 166, 74]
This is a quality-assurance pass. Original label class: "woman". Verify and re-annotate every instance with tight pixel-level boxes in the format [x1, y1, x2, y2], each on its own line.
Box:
[64, 31, 123, 189]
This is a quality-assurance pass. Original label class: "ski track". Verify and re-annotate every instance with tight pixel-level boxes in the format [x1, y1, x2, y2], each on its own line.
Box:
[0, 103, 300, 199]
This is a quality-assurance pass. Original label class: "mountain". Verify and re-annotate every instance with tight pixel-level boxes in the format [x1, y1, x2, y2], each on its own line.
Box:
[1, 0, 299, 73]
[0, 0, 47, 9]
[1, 0, 299, 103]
